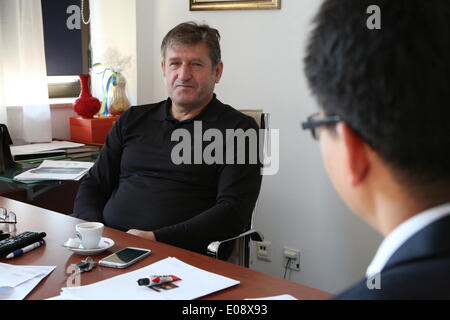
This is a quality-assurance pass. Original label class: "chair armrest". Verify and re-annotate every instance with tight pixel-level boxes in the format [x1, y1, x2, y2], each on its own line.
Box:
[207, 229, 264, 259]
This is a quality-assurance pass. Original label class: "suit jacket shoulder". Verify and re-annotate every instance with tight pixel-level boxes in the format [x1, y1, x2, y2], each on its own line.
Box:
[334, 215, 450, 300]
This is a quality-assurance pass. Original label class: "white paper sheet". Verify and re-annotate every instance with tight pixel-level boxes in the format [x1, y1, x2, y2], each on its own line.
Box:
[0, 263, 55, 300]
[13, 160, 94, 181]
[58, 257, 239, 300]
[10, 141, 85, 156]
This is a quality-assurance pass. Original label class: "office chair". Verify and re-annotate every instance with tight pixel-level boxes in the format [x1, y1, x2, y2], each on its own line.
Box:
[207, 109, 269, 267]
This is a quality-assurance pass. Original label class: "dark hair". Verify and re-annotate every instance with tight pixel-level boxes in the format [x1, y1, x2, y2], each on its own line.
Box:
[161, 22, 221, 67]
[304, 0, 450, 190]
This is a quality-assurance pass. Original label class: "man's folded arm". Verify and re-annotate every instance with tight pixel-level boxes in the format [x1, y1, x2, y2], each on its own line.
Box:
[73, 173, 111, 222]
[73, 112, 126, 222]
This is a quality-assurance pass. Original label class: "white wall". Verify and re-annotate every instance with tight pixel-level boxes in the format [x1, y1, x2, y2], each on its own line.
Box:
[90, 0, 383, 294]
[136, 0, 154, 105]
[50, 104, 77, 140]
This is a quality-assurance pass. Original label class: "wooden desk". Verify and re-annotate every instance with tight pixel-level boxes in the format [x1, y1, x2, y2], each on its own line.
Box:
[0, 197, 331, 300]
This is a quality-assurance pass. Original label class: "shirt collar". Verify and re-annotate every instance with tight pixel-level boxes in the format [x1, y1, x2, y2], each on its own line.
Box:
[153, 94, 220, 123]
[365, 202, 450, 278]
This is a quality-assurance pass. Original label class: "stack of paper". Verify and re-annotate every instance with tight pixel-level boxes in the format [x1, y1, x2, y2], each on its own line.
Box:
[10, 141, 85, 161]
[56, 257, 239, 300]
[13, 160, 95, 181]
[0, 263, 55, 300]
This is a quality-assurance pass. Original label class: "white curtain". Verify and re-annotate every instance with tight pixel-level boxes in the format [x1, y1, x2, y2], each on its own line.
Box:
[0, 0, 52, 144]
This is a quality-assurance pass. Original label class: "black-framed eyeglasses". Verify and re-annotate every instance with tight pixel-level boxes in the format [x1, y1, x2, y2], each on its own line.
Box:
[0, 208, 17, 224]
[301, 112, 344, 140]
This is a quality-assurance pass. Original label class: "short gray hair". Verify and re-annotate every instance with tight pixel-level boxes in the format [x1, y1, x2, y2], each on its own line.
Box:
[161, 22, 221, 67]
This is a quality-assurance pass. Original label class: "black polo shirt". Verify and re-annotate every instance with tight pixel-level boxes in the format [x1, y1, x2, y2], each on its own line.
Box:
[74, 95, 262, 255]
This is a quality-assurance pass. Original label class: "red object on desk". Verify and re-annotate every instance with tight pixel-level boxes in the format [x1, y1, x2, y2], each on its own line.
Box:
[72, 74, 101, 119]
[70, 116, 118, 144]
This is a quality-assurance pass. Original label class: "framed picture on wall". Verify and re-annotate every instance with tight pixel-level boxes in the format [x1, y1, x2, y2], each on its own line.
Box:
[189, 0, 281, 11]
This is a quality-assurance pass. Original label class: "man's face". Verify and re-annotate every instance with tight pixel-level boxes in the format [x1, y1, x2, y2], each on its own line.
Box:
[161, 42, 223, 110]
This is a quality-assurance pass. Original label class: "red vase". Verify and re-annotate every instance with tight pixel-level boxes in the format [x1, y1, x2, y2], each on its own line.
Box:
[73, 74, 101, 119]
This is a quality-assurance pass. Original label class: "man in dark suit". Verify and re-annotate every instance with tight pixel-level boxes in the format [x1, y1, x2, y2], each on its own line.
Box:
[302, 0, 450, 299]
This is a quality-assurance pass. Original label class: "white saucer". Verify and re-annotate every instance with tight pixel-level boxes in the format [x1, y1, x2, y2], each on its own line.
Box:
[64, 237, 115, 256]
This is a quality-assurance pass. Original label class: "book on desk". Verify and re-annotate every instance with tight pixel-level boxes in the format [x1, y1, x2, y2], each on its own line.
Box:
[10, 141, 100, 164]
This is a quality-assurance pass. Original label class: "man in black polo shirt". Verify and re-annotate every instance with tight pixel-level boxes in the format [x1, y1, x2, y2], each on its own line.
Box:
[73, 22, 262, 258]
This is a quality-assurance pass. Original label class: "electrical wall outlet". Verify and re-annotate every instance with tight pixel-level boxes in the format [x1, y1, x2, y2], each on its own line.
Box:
[282, 247, 300, 271]
[256, 241, 272, 262]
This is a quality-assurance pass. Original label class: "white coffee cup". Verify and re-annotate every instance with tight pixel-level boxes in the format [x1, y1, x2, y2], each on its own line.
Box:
[75, 222, 104, 249]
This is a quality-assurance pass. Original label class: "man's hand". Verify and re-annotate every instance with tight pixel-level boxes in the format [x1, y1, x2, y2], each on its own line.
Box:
[126, 229, 156, 241]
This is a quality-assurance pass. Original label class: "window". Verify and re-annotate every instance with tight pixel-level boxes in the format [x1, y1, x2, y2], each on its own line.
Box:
[41, 0, 91, 98]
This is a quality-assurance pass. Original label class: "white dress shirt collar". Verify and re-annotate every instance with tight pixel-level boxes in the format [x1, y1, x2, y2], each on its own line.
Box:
[366, 202, 450, 279]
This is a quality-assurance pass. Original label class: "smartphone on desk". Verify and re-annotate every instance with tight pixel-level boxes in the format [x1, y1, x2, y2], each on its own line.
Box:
[99, 247, 151, 268]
